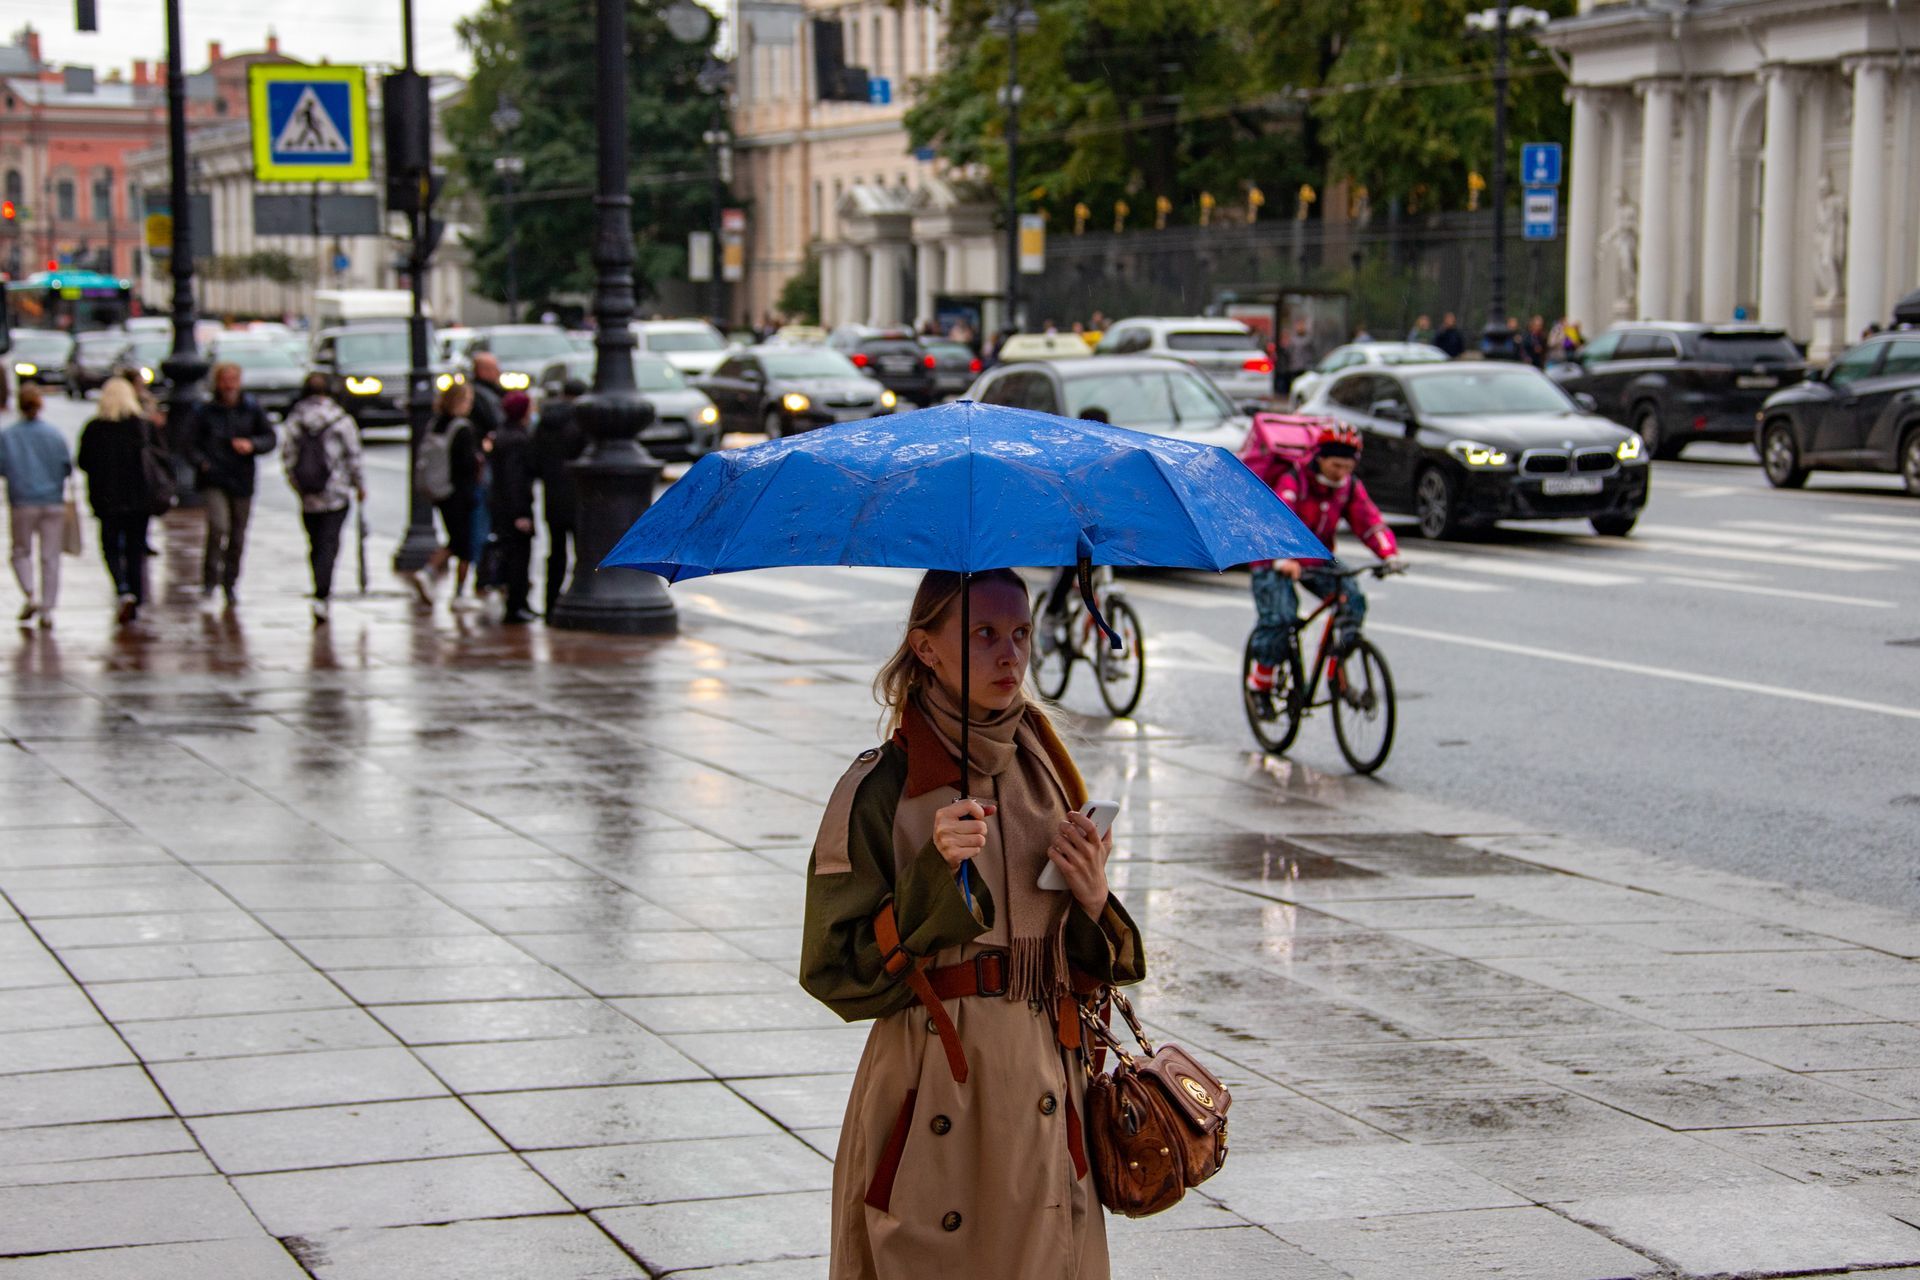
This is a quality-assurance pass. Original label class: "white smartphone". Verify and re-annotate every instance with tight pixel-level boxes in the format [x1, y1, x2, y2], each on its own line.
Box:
[1040, 799, 1119, 890]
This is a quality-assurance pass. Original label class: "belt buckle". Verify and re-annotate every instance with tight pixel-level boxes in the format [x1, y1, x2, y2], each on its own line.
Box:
[974, 949, 1009, 998]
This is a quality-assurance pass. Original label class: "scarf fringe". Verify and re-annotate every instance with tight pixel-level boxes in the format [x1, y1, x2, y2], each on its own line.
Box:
[1008, 917, 1072, 1004]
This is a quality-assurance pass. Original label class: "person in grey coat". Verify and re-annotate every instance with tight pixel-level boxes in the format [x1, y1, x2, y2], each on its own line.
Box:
[281, 374, 364, 625]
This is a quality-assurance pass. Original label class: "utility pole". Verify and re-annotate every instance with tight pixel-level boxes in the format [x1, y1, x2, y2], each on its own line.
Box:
[160, 0, 208, 500]
[491, 97, 523, 319]
[989, 4, 1036, 337]
[388, 0, 443, 575]
[1468, 2, 1548, 360]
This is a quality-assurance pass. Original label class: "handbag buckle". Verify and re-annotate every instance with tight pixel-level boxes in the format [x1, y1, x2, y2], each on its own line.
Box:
[973, 949, 1009, 998]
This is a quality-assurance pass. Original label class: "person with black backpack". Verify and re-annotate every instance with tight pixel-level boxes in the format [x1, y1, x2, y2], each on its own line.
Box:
[411, 381, 481, 606]
[282, 373, 364, 625]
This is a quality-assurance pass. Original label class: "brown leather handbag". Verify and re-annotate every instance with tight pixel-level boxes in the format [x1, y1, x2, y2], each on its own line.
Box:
[1080, 989, 1231, 1218]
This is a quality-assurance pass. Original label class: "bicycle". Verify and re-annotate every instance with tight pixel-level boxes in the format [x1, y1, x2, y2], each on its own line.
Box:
[1030, 565, 1147, 718]
[1242, 562, 1404, 774]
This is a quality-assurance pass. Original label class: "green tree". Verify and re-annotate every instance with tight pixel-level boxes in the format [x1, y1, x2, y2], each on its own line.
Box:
[445, 0, 722, 307]
[776, 251, 821, 324]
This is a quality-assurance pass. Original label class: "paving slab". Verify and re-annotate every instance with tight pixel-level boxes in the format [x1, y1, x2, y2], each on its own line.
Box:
[1563, 1184, 1920, 1274]
[0, 1237, 309, 1278]
[526, 1132, 832, 1209]
[1206, 1143, 1529, 1225]
[187, 1098, 508, 1174]
[0, 1175, 265, 1255]
[286, 1214, 646, 1279]
[148, 1045, 449, 1116]
[0, 1065, 173, 1130]
[415, 1031, 708, 1092]
[233, 1153, 570, 1235]
[1275, 1205, 1656, 1279]
[465, 1080, 781, 1150]
[595, 1190, 831, 1273]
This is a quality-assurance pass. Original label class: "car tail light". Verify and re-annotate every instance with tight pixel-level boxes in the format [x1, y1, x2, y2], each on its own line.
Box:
[1243, 357, 1274, 374]
[969, 358, 983, 373]
[1693, 415, 1708, 431]
[850, 352, 869, 368]
[923, 354, 937, 369]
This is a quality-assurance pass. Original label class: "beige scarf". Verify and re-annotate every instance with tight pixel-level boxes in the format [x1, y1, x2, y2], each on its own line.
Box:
[916, 682, 1074, 1004]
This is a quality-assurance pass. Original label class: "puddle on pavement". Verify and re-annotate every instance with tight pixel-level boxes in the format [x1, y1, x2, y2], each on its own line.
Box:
[1199, 832, 1383, 881]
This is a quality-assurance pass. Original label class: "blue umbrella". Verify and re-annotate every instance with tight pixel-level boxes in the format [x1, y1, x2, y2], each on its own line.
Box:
[603, 399, 1328, 903]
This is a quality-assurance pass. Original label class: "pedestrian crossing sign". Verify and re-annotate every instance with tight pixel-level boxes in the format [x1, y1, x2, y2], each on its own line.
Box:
[249, 64, 370, 183]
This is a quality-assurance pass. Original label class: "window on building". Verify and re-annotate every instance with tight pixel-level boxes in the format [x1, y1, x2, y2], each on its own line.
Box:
[813, 181, 824, 241]
[873, 15, 884, 77]
[3, 169, 21, 204]
[56, 180, 75, 221]
[128, 180, 143, 220]
[93, 172, 112, 222]
[893, 9, 905, 81]
[847, 10, 860, 65]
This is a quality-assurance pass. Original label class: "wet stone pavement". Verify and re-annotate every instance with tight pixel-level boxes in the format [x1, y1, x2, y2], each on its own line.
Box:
[5, 510, 1920, 1278]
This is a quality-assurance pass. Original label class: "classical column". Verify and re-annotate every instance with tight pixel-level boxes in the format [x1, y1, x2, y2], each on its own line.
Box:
[841, 247, 869, 326]
[1700, 79, 1738, 322]
[1894, 71, 1920, 295]
[915, 241, 941, 326]
[1845, 57, 1892, 338]
[1759, 66, 1800, 328]
[1636, 81, 1677, 319]
[1565, 87, 1605, 332]
[867, 244, 898, 326]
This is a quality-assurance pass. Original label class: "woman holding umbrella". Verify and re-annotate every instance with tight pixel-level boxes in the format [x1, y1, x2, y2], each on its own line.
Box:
[801, 568, 1145, 1280]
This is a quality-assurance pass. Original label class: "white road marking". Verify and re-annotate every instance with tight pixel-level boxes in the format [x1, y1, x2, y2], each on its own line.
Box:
[1830, 513, 1919, 528]
[705, 575, 852, 603]
[1123, 581, 1252, 610]
[1673, 485, 1744, 498]
[1625, 539, 1888, 573]
[1414, 552, 1638, 588]
[1382, 575, 1507, 593]
[1658, 577, 1896, 609]
[1640, 525, 1788, 548]
[1152, 630, 1247, 672]
[1370, 622, 1920, 722]
[1721, 519, 1913, 544]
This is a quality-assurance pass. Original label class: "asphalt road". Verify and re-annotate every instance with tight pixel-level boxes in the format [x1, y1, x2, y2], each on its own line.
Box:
[34, 395, 1920, 909]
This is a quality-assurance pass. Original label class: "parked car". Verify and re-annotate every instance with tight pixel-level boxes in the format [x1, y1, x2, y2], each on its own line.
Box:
[1754, 330, 1920, 493]
[924, 338, 981, 399]
[465, 324, 576, 392]
[632, 319, 731, 378]
[698, 346, 895, 437]
[207, 336, 309, 417]
[1288, 341, 1450, 408]
[966, 355, 1248, 452]
[1303, 362, 1649, 539]
[1549, 322, 1807, 459]
[66, 330, 131, 396]
[826, 328, 937, 405]
[117, 333, 173, 389]
[534, 351, 720, 461]
[123, 316, 172, 336]
[311, 322, 455, 429]
[1094, 316, 1274, 403]
[7, 331, 74, 389]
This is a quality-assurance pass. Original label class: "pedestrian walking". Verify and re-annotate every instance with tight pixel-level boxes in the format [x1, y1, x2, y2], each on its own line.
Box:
[185, 361, 276, 611]
[1522, 315, 1550, 368]
[801, 569, 1144, 1280]
[1433, 312, 1466, 359]
[281, 373, 365, 626]
[1407, 314, 1435, 345]
[76, 377, 160, 625]
[488, 390, 538, 623]
[415, 381, 483, 604]
[468, 354, 504, 596]
[533, 376, 588, 616]
[1, 383, 73, 629]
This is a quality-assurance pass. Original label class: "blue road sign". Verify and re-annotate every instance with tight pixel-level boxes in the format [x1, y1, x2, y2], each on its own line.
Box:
[1523, 187, 1558, 241]
[1521, 142, 1563, 188]
[868, 77, 892, 106]
[332, 252, 351, 275]
[249, 64, 370, 183]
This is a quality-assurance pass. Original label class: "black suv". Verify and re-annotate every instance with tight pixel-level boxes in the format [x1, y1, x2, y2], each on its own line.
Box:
[1549, 323, 1806, 458]
[1756, 331, 1920, 493]
[829, 328, 937, 406]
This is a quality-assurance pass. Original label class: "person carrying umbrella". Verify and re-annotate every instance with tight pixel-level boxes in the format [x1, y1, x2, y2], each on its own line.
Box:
[802, 568, 1142, 1278]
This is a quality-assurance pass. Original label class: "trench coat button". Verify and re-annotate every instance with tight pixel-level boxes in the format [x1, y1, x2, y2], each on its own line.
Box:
[1039, 1093, 1058, 1115]
[942, 1211, 963, 1232]
[926, 1018, 938, 1035]
[930, 1114, 952, 1135]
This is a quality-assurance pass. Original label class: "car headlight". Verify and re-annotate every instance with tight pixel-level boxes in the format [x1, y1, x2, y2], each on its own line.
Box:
[435, 373, 456, 392]
[498, 371, 531, 391]
[140, 366, 155, 384]
[782, 392, 810, 413]
[699, 404, 719, 426]
[880, 389, 898, 409]
[1617, 433, 1645, 462]
[345, 376, 383, 396]
[1447, 440, 1510, 468]
[13, 362, 36, 377]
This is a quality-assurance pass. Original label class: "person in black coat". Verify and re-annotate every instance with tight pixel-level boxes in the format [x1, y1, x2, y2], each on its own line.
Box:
[185, 361, 277, 609]
[1433, 312, 1467, 359]
[76, 376, 160, 624]
[532, 377, 589, 616]
[419, 382, 483, 604]
[487, 390, 538, 623]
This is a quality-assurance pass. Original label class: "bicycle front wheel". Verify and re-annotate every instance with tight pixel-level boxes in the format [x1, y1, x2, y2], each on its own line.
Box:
[1331, 637, 1397, 774]
[1094, 597, 1146, 717]
[1031, 591, 1074, 700]
[1243, 633, 1304, 755]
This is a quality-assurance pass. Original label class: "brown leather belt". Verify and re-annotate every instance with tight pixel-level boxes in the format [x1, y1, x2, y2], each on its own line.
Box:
[925, 949, 1009, 1001]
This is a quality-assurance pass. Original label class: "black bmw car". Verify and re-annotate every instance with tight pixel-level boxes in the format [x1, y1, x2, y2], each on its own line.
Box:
[1305, 362, 1650, 538]
[1755, 330, 1920, 493]
[698, 345, 895, 437]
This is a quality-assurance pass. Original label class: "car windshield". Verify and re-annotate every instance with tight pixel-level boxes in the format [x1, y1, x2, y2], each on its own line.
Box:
[212, 344, 301, 369]
[926, 342, 972, 359]
[1406, 369, 1575, 416]
[335, 330, 411, 364]
[1063, 369, 1235, 429]
[126, 336, 171, 363]
[1698, 333, 1802, 365]
[486, 330, 574, 361]
[646, 329, 725, 353]
[1165, 330, 1258, 352]
[1380, 346, 1451, 366]
[633, 357, 686, 391]
[762, 351, 860, 378]
[10, 333, 72, 359]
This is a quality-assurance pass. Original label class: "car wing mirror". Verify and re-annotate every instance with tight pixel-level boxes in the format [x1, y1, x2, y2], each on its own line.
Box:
[1572, 391, 1599, 413]
[1369, 399, 1409, 425]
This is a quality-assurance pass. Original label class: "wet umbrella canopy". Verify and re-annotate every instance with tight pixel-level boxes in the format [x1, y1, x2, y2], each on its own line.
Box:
[602, 399, 1327, 902]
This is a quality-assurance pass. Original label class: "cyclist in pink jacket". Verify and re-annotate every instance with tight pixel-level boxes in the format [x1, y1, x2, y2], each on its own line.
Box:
[1248, 424, 1401, 697]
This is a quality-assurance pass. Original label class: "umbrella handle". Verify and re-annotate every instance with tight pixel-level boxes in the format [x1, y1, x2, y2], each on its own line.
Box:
[1077, 557, 1122, 650]
[959, 573, 973, 913]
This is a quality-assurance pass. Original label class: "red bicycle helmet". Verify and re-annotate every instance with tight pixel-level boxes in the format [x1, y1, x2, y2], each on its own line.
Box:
[1314, 423, 1363, 457]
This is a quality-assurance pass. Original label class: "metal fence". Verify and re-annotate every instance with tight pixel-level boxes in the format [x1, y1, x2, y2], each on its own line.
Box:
[1021, 210, 1571, 336]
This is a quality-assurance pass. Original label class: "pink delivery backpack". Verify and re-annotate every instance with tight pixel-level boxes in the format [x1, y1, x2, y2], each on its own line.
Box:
[1237, 412, 1334, 488]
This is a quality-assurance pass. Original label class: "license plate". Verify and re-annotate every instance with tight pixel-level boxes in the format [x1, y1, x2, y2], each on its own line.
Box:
[1541, 476, 1604, 496]
[1736, 375, 1778, 389]
[880, 357, 913, 373]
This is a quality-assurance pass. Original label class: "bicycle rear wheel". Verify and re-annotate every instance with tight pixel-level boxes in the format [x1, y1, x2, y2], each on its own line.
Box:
[1242, 633, 1304, 754]
[1094, 597, 1146, 717]
[1031, 591, 1074, 700]
[1331, 638, 1396, 774]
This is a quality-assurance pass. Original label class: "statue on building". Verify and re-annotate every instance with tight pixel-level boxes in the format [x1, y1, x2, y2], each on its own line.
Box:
[1598, 187, 1639, 300]
[1813, 172, 1848, 300]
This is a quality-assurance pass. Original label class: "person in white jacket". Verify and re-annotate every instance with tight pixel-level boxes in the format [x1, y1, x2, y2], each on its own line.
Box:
[281, 374, 365, 625]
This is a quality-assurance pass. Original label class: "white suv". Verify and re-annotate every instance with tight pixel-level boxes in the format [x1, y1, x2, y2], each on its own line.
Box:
[1094, 317, 1274, 403]
[631, 319, 732, 378]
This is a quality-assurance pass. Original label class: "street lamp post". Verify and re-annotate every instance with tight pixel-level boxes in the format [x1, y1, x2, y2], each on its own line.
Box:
[491, 98, 523, 319]
[550, 0, 677, 635]
[1468, 2, 1549, 361]
[390, 0, 441, 575]
[160, 0, 207, 497]
[990, 3, 1037, 337]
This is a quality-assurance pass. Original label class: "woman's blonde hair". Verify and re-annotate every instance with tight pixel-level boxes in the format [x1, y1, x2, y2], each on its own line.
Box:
[97, 376, 143, 422]
[436, 380, 472, 417]
[873, 568, 1029, 733]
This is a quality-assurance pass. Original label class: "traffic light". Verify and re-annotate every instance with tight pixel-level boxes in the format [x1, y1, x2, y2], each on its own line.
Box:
[1, 200, 14, 222]
[382, 71, 432, 214]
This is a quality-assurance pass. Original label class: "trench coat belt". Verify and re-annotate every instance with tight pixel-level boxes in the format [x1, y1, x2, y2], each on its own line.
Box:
[874, 899, 972, 1085]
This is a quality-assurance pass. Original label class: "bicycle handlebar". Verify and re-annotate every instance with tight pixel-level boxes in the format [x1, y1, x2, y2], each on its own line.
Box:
[1325, 562, 1408, 581]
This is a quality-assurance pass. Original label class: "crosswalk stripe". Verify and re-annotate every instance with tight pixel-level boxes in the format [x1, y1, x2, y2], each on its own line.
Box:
[1123, 581, 1251, 610]
[1640, 524, 1786, 548]
[1829, 513, 1919, 528]
[1414, 552, 1637, 587]
[1658, 577, 1896, 609]
[1628, 538, 1888, 573]
[1381, 575, 1506, 593]
[1152, 630, 1247, 672]
[707, 575, 852, 603]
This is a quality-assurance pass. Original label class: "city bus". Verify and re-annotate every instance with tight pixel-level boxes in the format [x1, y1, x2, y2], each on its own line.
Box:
[4, 269, 135, 334]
